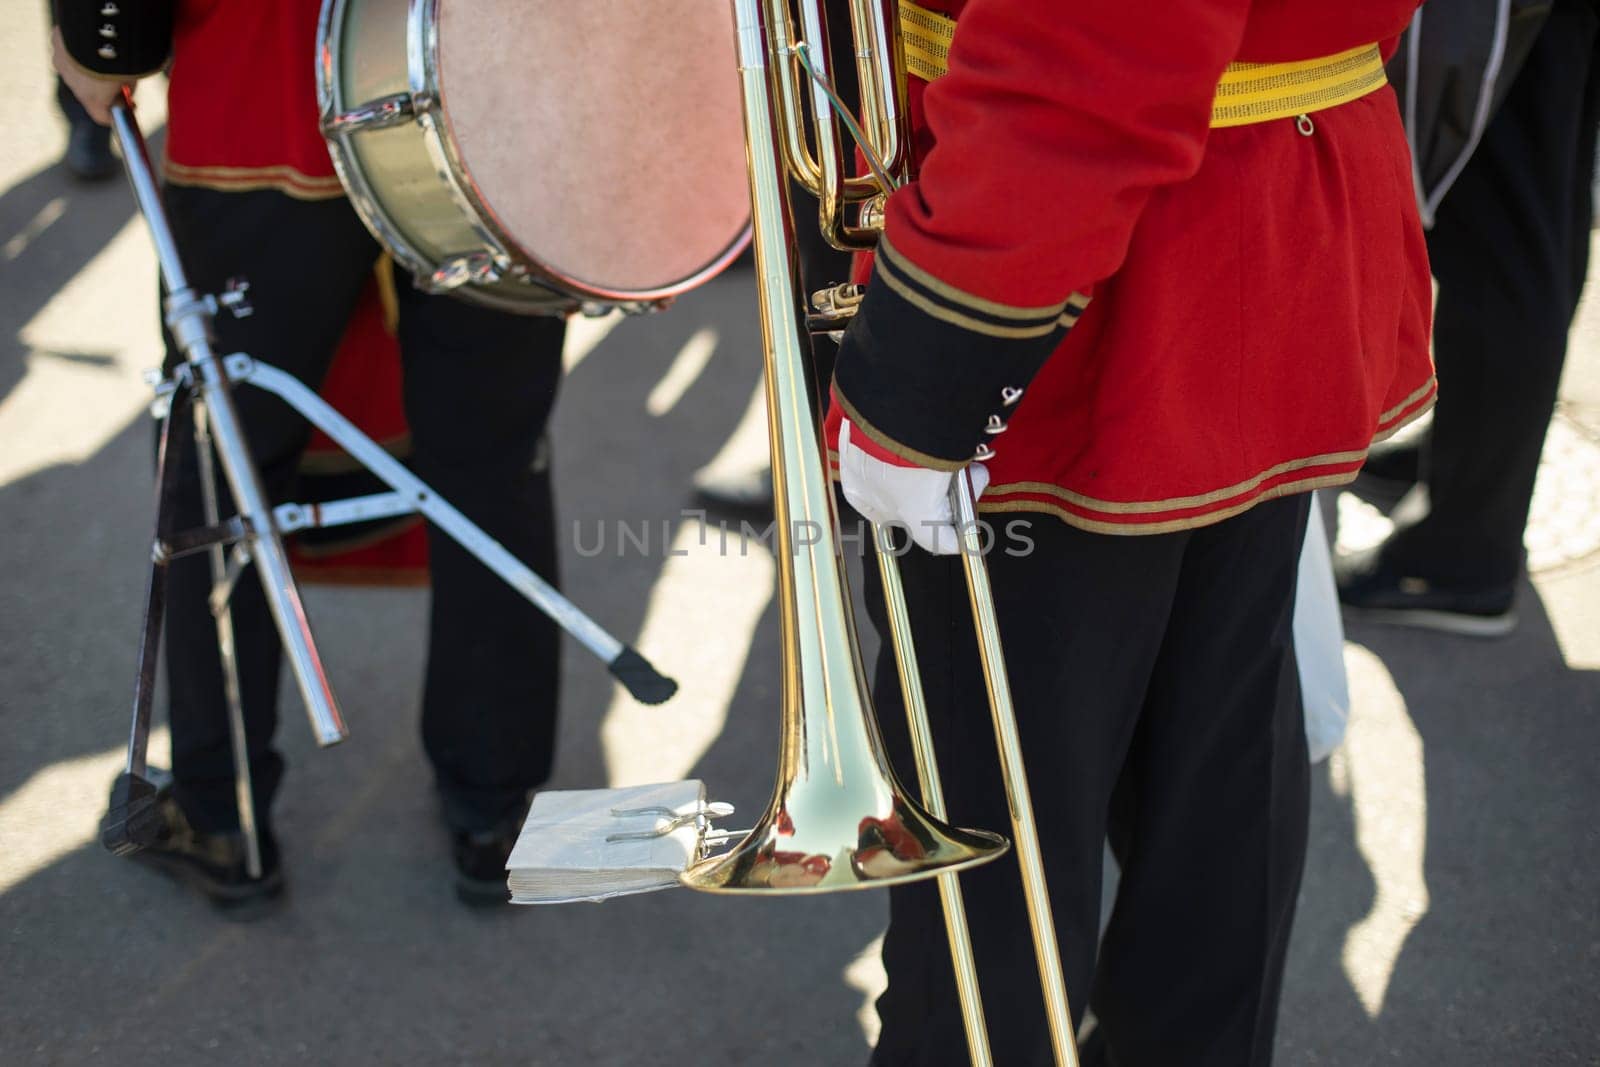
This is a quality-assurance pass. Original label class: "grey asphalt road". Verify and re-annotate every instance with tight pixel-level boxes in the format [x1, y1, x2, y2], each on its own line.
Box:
[3, 11, 1598, 1066]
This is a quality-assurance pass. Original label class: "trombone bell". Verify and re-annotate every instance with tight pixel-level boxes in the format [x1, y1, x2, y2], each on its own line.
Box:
[680, 735, 1008, 894]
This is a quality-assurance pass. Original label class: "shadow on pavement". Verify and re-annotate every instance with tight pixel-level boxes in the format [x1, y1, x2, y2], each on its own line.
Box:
[1280, 581, 1598, 1064]
[0, 268, 882, 1064]
[0, 412, 151, 801]
[6, 255, 1596, 1061]
[0, 129, 157, 410]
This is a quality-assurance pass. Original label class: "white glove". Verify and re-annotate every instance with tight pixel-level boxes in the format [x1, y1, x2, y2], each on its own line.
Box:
[837, 417, 990, 555]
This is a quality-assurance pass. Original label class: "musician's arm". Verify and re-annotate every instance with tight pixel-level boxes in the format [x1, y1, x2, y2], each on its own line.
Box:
[831, 0, 1250, 467]
[52, 0, 176, 125]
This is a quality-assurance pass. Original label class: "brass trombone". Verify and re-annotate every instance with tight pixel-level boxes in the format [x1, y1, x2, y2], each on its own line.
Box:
[678, 1, 1081, 1063]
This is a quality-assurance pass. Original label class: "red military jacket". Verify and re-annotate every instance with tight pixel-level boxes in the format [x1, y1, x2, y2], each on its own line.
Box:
[57, 0, 339, 195]
[828, 0, 1436, 534]
[162, 1, 342, 198]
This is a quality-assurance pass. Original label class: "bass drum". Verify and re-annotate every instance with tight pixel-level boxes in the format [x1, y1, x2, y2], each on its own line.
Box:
[317, 0, 752, 314]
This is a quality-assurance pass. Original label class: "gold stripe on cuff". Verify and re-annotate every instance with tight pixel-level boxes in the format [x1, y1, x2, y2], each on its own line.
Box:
[834, 388, 968, 471]
[875, 253, 1063, 340]
[879, 237, 1075, 321]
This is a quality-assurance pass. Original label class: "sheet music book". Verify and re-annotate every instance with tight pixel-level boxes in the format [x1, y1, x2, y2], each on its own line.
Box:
[506, 780, 706, 904]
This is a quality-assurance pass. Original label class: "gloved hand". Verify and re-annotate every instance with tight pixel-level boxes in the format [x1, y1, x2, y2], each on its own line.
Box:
[837, 417, 989, 555]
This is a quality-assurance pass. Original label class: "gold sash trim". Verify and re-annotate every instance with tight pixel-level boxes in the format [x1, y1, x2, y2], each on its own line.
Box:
[897, 2, 1386, 128]
[162, 160, 347, 200]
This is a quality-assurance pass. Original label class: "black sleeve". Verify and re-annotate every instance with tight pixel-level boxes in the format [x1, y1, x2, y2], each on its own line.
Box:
[55, 0, 175, 79]
[830, 236, 1089, 469]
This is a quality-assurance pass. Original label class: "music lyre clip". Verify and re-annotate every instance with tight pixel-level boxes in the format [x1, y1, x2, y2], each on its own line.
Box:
[606, 802, 743, 857]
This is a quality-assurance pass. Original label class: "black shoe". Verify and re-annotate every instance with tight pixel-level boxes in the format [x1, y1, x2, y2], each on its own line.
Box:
[452, 824, 518, 907]
[64, 120, 118, 182]
[1336, 546, 1517, 637]
[109, 780, 285, 917]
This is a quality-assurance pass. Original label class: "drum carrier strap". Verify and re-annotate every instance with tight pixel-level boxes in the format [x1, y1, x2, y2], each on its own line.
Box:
[897, 1, 1387, 129]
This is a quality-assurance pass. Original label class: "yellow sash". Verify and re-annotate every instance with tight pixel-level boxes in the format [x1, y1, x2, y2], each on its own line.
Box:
[897, 1, 1387, 129]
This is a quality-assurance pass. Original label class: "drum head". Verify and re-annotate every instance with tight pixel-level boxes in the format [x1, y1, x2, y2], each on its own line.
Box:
[437, 0, 751, 298]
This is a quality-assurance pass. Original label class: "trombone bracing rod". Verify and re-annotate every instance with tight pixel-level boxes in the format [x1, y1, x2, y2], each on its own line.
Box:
[110, 92, 348, 747]
[951, 470, 1080, 1066]
[873, 529, 994, 1067]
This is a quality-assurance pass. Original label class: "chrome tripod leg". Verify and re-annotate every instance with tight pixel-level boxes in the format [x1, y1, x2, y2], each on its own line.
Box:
[193, 401, 262, 879]
[109, 93, 347, 749]
[949, 469, 1080, 1067]
[872, 524, 994, 1067]
[101, 388, 193, 856]
[222, 353, 678, 707]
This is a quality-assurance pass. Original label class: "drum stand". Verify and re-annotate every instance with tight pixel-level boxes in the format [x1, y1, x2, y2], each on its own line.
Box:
[98, 96, 675, 876]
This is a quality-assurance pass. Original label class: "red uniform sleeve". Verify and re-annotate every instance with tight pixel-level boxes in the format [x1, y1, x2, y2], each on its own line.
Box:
[832, 0, 1252, 468]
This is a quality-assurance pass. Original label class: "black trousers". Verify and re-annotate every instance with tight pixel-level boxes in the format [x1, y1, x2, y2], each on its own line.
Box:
[1387, 0, 1600, 587]
[864, 496, 1311, 1067]
[160, 187, 566, 834]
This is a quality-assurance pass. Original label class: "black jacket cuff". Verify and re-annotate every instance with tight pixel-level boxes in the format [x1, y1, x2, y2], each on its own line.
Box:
[831, 238, 1088, 469]
[56, 1, 174, 79]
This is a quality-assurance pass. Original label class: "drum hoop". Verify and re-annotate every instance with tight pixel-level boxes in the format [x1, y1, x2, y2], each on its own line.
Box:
[316, 0, 436, 290]
[319, 0, 751, 309]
